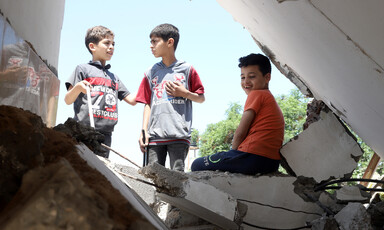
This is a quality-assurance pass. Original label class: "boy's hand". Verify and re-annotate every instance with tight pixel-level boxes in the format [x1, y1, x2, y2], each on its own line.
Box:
[75, 80, 92, 94]
[139, 129, 149, 153]
[165, 81, 189, 98]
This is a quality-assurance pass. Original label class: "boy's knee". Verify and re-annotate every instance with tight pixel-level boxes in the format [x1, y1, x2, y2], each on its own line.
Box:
[191, 156, 206, 172]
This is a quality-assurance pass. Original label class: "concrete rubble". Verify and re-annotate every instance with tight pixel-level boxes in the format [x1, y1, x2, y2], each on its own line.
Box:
[280, 100, 364, 183]
[140, 163, 247, 230]
[0, 105, 167, 229]
[334, 203, 373, 230]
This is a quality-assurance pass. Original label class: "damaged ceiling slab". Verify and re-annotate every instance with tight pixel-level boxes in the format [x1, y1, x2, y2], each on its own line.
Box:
[140, 164, 327, 229]
[216, 0, 384, 158]
[280, 101, 363, 182]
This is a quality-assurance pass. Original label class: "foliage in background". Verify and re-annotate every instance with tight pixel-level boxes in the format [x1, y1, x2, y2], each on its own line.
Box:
[348, 130, 383, 178]
[275, 89, 309, 143]
[191, 128, 199, 147]
[199, 102, 242, 156]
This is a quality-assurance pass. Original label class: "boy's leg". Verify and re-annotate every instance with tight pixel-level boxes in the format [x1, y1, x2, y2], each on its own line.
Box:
[167, 143, 189, 171]
[191, 150, 279, 175]
[148, 145, 167, 166]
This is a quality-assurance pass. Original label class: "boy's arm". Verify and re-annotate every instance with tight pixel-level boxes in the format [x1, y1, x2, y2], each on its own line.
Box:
[165, 81, 205, 103]
[231, 109, 255, 150]
[139, 104, 151, 153]
[64, 80, 91, 105]
[123, 92, 137, 106]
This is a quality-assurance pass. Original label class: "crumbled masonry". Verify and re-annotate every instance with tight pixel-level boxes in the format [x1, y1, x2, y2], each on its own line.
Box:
[0, 105, 163, 229]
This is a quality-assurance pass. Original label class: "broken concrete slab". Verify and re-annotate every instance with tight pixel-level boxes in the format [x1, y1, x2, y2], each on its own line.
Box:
[281, 109, 363, 183]
[99, 159, 156, 206]
[143, 164, 325, 230]
[76, 144, 168, 229]
[140, 163, 247, 230]
[334, 202, 373, 230]
[189, 171, 324, 229]
[336, 185, 371, 203]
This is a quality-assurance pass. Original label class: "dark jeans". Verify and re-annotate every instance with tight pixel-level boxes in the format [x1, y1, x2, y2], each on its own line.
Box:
[191, 149, 280, 175]
[148, 143, 189, 171]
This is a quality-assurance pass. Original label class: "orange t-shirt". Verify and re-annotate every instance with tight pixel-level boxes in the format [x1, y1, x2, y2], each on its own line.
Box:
[238, 90, 285, 160]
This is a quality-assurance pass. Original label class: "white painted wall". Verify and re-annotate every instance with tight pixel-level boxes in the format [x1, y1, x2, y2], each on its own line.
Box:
[0, 0, 65, 71]
[216, 0, 384, 158]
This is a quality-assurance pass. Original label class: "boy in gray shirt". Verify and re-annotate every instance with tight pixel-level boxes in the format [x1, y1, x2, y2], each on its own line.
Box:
[136, 23, 205, 171]
[65, 25, 136, 158]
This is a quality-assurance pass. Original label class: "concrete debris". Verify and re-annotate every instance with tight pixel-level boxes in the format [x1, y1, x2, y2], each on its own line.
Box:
[140, 163, 247, 230]
[164, 207, 214, 229]
[281, 107, 363, 183]
[367, 201, 384, 228]
[335, 185, 371, 203]
[108, 162, 156, 205]
[303, 99, 327, 130]
[0, 105, 165, 229]
[310, 216, 339, 230]
[334, 202, 373, 230]
[318, 192, 345, 214]
[189, 171, 325, 229]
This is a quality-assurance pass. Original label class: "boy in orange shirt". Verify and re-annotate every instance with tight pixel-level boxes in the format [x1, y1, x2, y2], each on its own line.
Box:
[191, 53, 284, 175]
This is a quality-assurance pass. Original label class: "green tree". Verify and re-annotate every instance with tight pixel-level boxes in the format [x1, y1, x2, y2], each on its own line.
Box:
[199, 102, 242, 156]
[191, 128, 199, 147]
[275, 89, 309, 143]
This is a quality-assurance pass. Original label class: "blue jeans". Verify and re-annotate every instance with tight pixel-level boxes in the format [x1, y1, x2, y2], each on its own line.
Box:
[148, 143, 189, 171]
[191, 150, 280, 175]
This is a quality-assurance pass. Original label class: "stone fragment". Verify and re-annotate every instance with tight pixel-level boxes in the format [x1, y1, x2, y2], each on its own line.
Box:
[336, 185, 370, 203]
[281, 109, 363, 182]
[310, 216, 339, 230]
[334, 202, 373, 230]
[367, 201, 384, 228]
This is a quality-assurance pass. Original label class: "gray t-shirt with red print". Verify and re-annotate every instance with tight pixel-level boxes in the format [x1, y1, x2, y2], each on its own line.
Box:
[66, 61, 130, 133]
[136, 60, 205, 144]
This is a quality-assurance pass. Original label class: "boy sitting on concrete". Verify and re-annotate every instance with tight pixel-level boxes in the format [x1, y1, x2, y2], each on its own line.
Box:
[191, 53, 284, 175]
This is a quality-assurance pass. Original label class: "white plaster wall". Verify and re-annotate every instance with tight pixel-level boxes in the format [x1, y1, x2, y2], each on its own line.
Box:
[216, 0, 384, 158]
[191, 172, 323, 229]
[281, 110, 363, 183]
[0, 0, 65, 71]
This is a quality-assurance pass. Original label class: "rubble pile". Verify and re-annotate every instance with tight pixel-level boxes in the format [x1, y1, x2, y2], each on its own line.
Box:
[0, 105, 157, 229]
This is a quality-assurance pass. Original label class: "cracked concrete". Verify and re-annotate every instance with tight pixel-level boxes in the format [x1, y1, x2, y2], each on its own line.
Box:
[281, 104, 363, 183]
[140, 163, 247, 230]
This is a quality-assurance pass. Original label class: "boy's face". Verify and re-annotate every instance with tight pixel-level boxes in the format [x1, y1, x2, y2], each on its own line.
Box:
[150, 36, 170, 58]
[240, 65, 270, 95]
[90, 35, 115, 62]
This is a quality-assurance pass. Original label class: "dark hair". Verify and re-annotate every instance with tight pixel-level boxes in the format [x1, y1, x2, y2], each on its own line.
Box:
[238, 53, 271, 76]
[85, 25, 114, 54]
[150, 23, 180, 51]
